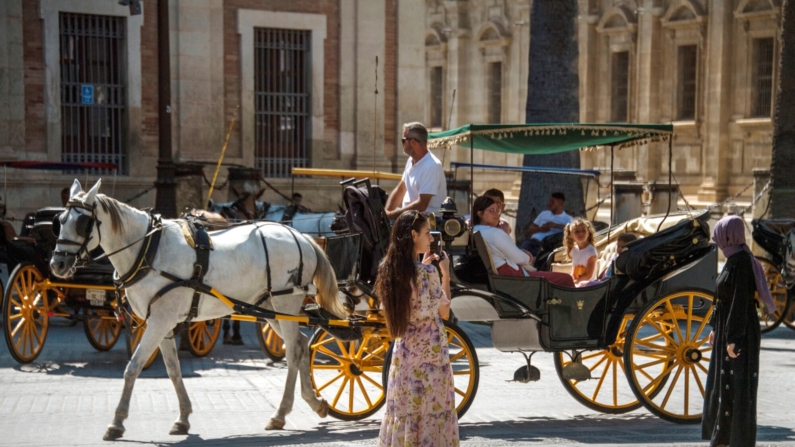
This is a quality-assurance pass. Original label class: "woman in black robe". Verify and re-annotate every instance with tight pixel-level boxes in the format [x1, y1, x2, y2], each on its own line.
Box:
[702, 215, 776, 447]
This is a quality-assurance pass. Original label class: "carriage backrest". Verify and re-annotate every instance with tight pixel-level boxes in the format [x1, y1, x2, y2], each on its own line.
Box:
[751, 218, 793, 266]
[614, 211, 712, 282]
[342, 181, 390, 283]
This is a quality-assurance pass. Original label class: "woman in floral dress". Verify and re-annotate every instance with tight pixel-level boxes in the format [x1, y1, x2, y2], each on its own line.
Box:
[376, 211, 458, 447]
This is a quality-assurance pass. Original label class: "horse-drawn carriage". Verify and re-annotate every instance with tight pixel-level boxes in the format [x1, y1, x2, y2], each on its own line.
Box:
[751, 218, 795, 332]
[38, 123, 724, 441]
[301, 123, 719, 425]
[0, 163, 222, 366]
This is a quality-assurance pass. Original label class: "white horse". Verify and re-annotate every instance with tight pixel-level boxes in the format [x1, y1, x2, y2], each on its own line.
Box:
[49, 179, 347, 440]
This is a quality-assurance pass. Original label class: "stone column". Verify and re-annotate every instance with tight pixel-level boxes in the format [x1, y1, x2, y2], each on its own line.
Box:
[634, 1, 663, 183]
[174, 162, 205, 214]
[353, 0, 387, 171]
[396, 0, 426, 171]
[698, 1, 733, 202]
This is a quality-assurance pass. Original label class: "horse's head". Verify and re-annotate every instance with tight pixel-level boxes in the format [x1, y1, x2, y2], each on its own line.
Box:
[782, 228, 795, 288]
[50, 179, 102, 278]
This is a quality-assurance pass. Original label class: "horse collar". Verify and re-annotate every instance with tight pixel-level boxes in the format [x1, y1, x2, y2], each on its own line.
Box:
[114, 212, 163, 289]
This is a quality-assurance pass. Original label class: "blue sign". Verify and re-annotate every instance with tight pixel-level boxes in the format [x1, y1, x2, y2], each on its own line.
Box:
[81, 85, 94, 105]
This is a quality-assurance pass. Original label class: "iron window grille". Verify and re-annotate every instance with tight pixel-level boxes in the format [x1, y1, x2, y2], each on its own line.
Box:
[677, 45, 698, 121]
[254, 28, 311, 179]
[59, 12, 127, 174]
[611, 51, 629, 123]
[752, 37, 774, 118]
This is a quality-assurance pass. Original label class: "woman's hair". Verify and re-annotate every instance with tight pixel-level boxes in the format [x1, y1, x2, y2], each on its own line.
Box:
[375, 210, 428, 338]
[471, 195, 495, 226]
[564, 218, 596, 258]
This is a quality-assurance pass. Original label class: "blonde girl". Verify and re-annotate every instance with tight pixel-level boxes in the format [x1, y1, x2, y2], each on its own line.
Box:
[564, 218, 597, 287]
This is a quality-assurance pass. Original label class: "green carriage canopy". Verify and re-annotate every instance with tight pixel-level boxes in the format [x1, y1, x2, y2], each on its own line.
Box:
[427, 123, 673, 155]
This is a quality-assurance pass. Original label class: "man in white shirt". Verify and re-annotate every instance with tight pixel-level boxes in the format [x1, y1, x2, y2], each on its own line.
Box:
[385, 122, 447, 220]
[519, 192, 573, 256]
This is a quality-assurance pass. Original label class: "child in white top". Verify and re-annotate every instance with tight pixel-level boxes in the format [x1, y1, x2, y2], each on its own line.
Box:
[564, 218, 598, 287]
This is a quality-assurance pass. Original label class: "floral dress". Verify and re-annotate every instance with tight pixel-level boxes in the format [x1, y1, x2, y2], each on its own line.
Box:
[378, 262, 459, 447]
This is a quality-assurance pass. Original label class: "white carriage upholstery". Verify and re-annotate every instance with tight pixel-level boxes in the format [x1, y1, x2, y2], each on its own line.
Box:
[549, 213, 697, 276]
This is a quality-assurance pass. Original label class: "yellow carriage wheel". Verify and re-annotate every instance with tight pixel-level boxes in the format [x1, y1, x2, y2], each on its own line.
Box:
[83, 309, 123, 351]
[624, 289, 714, 424]
[555, 315, 649, 414]
[3, 264, 49, 364]
[309, 328, 390, 421]
[186, 318, 221, 358]
[257, 322, 286, 362]
[755, 258, 789, 333]
[381, 320, 480, 420]
[784, 298, 795, 330]
[124, 313, 158, 370]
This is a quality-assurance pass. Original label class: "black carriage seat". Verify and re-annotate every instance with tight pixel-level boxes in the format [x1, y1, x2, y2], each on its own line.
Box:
[752, 218, 794, 266]
[472, 231, 546, 317]
[615, 211, 713, 283]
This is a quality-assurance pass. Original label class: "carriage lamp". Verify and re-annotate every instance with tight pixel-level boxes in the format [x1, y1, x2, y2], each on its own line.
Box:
[437, 197, 467, 242]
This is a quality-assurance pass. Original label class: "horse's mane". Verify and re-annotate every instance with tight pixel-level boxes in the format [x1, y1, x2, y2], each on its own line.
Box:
[73, 192, 136, 233]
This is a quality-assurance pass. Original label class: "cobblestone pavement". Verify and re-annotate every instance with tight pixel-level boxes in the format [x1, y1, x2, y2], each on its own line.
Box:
[0, 320, 793, 447]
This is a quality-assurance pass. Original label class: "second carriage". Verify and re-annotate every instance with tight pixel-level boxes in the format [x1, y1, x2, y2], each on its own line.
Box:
[304, 123, 719, 425]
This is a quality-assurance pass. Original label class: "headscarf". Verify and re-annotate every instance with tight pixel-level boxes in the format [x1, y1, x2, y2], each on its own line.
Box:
[713, 215, 775, 315]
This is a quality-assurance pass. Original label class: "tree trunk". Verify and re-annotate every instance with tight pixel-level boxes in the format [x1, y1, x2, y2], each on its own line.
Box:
[516, 0, 582, 239]
[770, 0, 795, 218]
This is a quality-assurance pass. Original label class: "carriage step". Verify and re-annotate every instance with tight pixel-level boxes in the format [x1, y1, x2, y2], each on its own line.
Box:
[561, 362, 591, 381]
[510, 364, 541, 383]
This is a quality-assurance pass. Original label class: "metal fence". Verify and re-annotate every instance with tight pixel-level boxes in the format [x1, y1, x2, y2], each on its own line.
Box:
[254, 28, 311, 178]
[59, 12, 127, 174]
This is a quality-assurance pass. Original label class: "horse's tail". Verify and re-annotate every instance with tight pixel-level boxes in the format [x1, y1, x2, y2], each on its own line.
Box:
[305, 236, 347, 318]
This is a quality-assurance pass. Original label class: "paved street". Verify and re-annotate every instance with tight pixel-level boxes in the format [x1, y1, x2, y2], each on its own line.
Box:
[0, 320, 793, 447]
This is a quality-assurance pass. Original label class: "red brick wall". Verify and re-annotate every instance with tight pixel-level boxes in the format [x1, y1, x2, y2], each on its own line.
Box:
[223, 0, 340, 161]
[22, 0, 45, 154]
[384, 0, 397, 166]
[140, 0, 159, 155]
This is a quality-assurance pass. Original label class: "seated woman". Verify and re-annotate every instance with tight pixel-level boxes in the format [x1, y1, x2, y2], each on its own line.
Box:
[472, 196, 574, 288]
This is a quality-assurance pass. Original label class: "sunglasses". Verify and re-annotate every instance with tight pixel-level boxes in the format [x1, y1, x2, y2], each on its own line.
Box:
[401, 137, 418, 144]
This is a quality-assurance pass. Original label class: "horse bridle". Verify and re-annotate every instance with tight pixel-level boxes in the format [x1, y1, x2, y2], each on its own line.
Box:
[52, 199, 101, 271]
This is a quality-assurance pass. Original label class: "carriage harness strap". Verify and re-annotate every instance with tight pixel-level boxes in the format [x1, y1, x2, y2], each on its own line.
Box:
[144, 220, 309, 323]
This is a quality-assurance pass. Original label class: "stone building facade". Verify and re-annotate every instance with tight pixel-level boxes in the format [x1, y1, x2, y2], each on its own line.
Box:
[425, 0, 783, 203]
[0, 0, 424, 222]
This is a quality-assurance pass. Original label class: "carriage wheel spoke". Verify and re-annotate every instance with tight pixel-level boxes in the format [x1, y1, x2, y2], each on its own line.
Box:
[355, 377, 372, 407]
[588, 354, 608, 372]
[449, 350, 466, 363]
[348, 376, 355, 412]
[613, 360, 618, 407]
[641, 361, 677, 393]
[11, 318, 25, 338]
[360, 371, 383, 390]
[684, 366, 690, 416]
[316, 372, 344, 393]
[636, 355, 675, 370]
[664, 300, 685, 343]
[633, 339, 676, 354]
[453, 370, 471, 376]
[331, 377, 349, 407]
[693, 307, 713, 342]
[315, 345, 346, 364]
[643, 315, 678, 347]
[660, 365, 684, 410]
[695, 361, 709, 374]
[454, 386, 466, 397]
[686, 294, 694, 340]
[591, 358, 611, 400]
[690, 365, 706, 397]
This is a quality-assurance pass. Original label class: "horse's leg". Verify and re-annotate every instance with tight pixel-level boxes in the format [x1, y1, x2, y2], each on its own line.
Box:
[159, 332, 192, 435]
[104, 316, 173, 441]
[264, 318, 298, 430]
[294, 322, 329, 418]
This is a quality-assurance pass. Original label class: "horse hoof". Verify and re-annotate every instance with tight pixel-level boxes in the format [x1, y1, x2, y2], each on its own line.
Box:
[103, 426, 124, 441]
[169, 422, 190, 435]
[316, 399, 329, 418]
[265, 418, 285, 430]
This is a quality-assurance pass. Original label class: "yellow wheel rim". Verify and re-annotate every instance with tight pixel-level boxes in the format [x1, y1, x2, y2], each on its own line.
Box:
[4, 265, 49, 363]
[85, 309, 122, 350]
[310, 329, 389, 418]
[128, 313, 158, 369]
[558, 315, 641, 411]
[756, 259, 788, 330]
[627, 290, 713, 421]
[444, 324, 477, 415]
[260, 322, 285, 358]
[188, 318, 221, 356]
